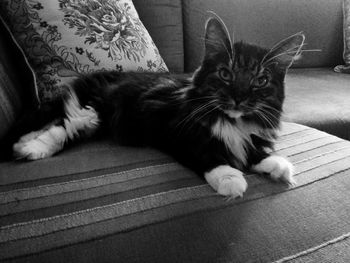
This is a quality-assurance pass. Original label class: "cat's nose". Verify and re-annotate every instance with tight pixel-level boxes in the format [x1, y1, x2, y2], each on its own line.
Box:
[233, 98, 242, 108]
[231, 90, 245, 106]
[233, 99, 249, 111]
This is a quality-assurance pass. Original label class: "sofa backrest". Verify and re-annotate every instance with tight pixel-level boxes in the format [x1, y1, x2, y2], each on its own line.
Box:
[181, 0, 343, 72]
[134, 0, 184, 73]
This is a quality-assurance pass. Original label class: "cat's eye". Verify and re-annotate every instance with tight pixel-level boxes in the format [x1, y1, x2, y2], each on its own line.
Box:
[256, 76, 269, 87]
[218, 68, 232, 82]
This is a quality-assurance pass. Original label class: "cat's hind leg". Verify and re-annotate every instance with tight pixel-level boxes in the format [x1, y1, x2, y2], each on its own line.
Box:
[13, 90, 100, 160]
[13, 124, 68, 160]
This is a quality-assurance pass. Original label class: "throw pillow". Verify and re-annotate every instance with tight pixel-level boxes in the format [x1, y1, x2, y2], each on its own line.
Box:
[335, 0, 350, 73]
[0, 0, 168, 101]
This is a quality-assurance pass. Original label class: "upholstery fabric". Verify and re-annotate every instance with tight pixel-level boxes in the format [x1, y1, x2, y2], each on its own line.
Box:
[1, 122, 350, 262]
[283, 68, 350, 140]
[182, 0, 343, 72]
[0, 17, 38, 140]
[335, 0, 350, 73]
[0, 0, 168, 101]
[133, 0, 184, 73]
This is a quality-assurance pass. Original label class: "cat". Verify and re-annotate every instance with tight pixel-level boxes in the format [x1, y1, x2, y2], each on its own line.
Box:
[10, 16, 304, 198]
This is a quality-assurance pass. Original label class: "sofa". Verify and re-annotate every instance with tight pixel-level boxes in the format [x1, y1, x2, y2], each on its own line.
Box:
[1, 0, 350, 262]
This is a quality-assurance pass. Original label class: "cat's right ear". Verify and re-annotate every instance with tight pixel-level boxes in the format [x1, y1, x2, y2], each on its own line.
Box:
[204, 17, 233, 62]
[262, 32, 305, 70]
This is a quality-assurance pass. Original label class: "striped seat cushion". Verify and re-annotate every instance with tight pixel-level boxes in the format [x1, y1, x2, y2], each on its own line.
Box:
[0, 122, 350, 262]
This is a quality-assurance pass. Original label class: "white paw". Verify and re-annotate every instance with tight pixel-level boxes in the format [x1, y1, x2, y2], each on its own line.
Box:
[13, 126, 67, 160]
[17, 130, 45, 143]
[205, 165, 248, 198]
[252, 156, 296, 186]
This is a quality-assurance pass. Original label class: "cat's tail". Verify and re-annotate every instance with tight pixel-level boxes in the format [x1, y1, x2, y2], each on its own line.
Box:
[1, 89, 100, 161]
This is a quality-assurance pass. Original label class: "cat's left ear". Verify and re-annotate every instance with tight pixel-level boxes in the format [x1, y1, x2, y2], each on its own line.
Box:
[262, 32, 305, 70]
[204, 16, 233, 62]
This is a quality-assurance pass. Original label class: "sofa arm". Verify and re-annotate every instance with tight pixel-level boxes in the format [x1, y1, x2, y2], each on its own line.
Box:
[0, 16, 38, 140]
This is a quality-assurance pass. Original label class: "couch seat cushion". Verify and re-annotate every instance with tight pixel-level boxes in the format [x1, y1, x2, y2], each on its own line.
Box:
[1, 122, 350, 262]
[284, 68, 350, 140]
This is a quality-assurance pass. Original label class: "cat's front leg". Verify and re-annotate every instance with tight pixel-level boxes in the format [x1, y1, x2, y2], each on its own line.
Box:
[205, 165, 248, 198]
[252, 155, 296, 186]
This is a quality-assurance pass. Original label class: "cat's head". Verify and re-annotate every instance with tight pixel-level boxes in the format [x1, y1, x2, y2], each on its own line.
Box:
[192, 16, 305, 128]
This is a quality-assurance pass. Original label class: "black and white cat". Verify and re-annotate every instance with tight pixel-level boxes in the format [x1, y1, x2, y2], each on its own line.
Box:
[11, 17, 304, 198]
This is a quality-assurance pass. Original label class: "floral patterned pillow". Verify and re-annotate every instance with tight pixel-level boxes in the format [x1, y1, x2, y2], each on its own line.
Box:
[335, 0, 350, 73]
[0, 0, 168, 101]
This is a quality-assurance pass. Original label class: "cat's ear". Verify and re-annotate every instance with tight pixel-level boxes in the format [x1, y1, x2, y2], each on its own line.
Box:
[204, 17, 233, 62]
[262, 32, 305, 70]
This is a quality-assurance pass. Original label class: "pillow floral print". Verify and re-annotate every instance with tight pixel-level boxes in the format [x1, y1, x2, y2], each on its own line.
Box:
[0, 0, 168, 100]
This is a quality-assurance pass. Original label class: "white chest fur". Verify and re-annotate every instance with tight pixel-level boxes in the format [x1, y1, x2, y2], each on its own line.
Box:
[211, 118, 274, 167]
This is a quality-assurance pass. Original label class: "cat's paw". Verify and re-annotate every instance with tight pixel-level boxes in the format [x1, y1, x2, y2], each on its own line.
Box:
[252, 156, 296, 186]
[13, 126, 67, 160]
[17, 130, 45, 143]
[205, 165, 248, 198]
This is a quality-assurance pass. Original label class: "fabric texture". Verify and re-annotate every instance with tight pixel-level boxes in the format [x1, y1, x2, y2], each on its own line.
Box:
[1, 122, 350, 262]
[133, 0, 184, 73]
[0, 54, 21, 140]
[182, 0, 343, 72]
[0, 16, 38, 140]
[274, 233, 350, 263]
[335, 0, 350, 73]
[0, 0, 168, 101]
[283, 68, 350, 140]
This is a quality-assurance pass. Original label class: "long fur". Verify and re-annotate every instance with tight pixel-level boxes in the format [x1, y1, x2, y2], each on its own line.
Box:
[6, 17, 304, 197]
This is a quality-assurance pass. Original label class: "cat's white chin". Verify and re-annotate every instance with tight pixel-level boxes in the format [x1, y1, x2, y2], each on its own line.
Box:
[224, 110, 243, 119]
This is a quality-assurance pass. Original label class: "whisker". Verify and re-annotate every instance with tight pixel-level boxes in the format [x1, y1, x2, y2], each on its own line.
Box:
[245, 103, 279, 126]
[178, 100, 221, 135]
[176, 100, 218, 130]
[186, 105, 221, 132]
[295, 49, 322, 53]
[255, 110, 275, 128]
[262, 45, 303, 65]
[256, 103, 281, 114]
[256, 108, 279, 128]
[255, 105, 280, 121]
[170, 95, 220, 106]
[261, 32, 305, 63]
[195, 105, 221, 123]
[262, 47, 321, 68]
[257, 106, 281, 120]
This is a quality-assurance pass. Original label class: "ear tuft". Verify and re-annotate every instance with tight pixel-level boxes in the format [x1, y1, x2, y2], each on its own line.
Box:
[262, 32, 305, 70]
[204, 16, 233, 61]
